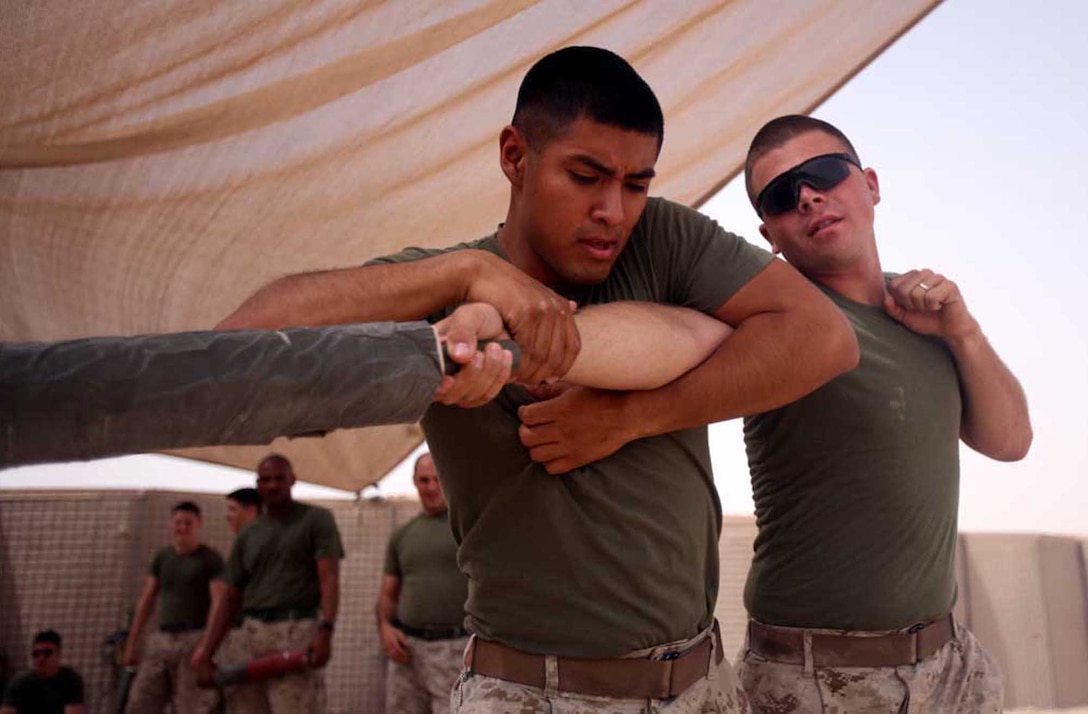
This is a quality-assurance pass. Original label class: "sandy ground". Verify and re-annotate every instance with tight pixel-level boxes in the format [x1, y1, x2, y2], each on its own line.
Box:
[1007, 709, 1088, 713]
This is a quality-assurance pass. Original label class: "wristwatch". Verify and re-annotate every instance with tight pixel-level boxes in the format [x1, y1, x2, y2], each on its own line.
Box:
[318, 620, 335, 633]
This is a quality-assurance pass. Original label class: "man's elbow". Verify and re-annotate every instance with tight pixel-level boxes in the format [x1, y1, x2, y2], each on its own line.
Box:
[990, 426, 1034, 462]
[215, 274, 302, 330]
[964, 421, 1033, 462]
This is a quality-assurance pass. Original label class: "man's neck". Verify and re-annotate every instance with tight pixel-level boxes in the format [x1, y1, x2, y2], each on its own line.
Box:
[266, 499, 295, 519]
[806, 254, 886, 307]
[496, 215, 558, 286]
[174, 540, 199, 555]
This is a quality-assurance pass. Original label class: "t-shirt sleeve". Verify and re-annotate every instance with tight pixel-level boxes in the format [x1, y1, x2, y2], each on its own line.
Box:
[364, 244, 451, 267]
[205, 547, 226, 582]
[62, 668, 84, 704]
[149, 548, 166, 578]
[383, 528, 403, 577]
[645, 198, 775, 314]
[312, 508, 346, 561]
[225, 536, 248, 589]
[364, 244, 479, 324]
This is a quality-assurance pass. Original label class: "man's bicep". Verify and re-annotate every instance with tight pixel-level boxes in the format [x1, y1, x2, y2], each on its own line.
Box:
[378, 574, 402, 607]
[209, 579, 229, 598]
[316, 556, 340, 580]
[140, 575, 160, 599]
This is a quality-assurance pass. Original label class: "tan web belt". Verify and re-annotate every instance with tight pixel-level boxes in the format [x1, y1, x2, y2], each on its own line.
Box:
[463, 622, 722, 699]
[747, 613, 955, 668]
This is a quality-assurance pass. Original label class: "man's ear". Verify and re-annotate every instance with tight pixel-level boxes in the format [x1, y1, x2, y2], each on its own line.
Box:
[759, 224, 780, 254]
[499, 125, 528, 187]
[864, 167, 880, 206]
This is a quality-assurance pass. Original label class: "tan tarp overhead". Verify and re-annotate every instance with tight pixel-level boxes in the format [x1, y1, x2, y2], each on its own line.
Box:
[0, 0, 939, 491]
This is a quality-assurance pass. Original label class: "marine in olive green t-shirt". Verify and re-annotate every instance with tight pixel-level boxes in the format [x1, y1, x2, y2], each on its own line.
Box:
[743, 285, 962, 630]
[151, 544, 225, 630]
[226, 501, 345, 612]
[384, 511, 467, 628]
[2, 666, 84, 714]
[370, 196, 774, 657]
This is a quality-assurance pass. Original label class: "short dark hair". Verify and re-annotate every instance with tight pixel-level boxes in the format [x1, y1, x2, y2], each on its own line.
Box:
[513, 46, 664, 152]
[172, 500, 201, 517]
[33, 630, 61, 648]
[744, 115, 861, 205]
[258, 453, 292, 472]
[226, 487, 260, 509]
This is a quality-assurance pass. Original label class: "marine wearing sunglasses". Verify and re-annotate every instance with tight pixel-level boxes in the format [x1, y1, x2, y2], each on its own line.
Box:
[753, 153, 861, 218]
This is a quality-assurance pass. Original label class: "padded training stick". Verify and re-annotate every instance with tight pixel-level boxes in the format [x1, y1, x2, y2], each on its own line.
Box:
[1, 323, 519, 468]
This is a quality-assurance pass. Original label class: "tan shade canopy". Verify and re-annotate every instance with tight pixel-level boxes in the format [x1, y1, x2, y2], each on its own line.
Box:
[0, 0, 939, 491]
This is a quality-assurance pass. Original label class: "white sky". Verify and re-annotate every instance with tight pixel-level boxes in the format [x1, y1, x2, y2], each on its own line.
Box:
[3, 0, 1085, 534]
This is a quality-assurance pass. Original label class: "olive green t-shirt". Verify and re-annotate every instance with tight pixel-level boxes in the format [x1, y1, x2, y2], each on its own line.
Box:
[743, 287, 962, 630]
[226, 502, 345, 612]
[150, 544, 224, 630]
[384, 511, 467, 628]
[2, 666, 84, 714]
[370, 197, 774, 656]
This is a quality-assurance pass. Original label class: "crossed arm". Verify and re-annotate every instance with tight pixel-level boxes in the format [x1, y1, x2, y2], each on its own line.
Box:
[518, 260, 860, 472]
[433, 300, 733, 396]
[218, 252, 855, 426]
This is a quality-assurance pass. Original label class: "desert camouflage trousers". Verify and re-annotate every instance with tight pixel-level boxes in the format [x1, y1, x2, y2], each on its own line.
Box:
[125, 629, 219, 713]
[737, 620, 1003, 713]
[385, 634, 469, 713]
[225, 617, 326, 714]
[451, 621, 750, 713]
[216, 627, 247, 711]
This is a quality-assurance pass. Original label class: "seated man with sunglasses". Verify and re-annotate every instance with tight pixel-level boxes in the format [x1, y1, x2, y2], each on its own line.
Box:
[1, 630, 85, 714]
[736, 115, 1032, 712]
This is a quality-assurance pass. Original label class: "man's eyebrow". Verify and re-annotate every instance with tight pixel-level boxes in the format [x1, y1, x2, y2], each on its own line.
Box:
[569, 154, 656, 181]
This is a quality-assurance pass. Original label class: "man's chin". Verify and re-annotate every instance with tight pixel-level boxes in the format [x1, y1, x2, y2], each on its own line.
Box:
[558, 261, 614, 286]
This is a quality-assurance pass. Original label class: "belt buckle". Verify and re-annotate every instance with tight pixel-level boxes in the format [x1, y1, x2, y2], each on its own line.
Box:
[906, 622, 926, 634]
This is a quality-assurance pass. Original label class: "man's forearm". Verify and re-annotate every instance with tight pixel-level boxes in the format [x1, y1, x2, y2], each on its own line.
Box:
[566, 303, 731, 390]
[948, 329, 1032, 461]
[620, 294, 856, 438]
[217, 252, 480, 330]
[127, 593, 155, 650]
[198, 588, 238, 657]
[319, 573, 340, 625]
[376, 594, 397, 627]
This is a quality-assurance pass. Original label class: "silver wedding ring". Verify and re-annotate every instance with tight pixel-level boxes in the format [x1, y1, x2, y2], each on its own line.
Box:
[918, 282, 931, 291]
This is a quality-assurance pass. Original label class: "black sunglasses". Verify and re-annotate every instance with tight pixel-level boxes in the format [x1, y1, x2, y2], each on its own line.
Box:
[755, 153, 861, 217]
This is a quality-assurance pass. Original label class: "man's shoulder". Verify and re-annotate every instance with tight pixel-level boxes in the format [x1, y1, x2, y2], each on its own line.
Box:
[296, 501, 336, 522]
[394, 512, 429, 535]
[636, 196, 713, 232]
[196, 543, 225, 564]
[151, 545, 174, 565]
[5, 670, 34, 690]
[388, 518, 414, 548]
[58, 666, 83, 685]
